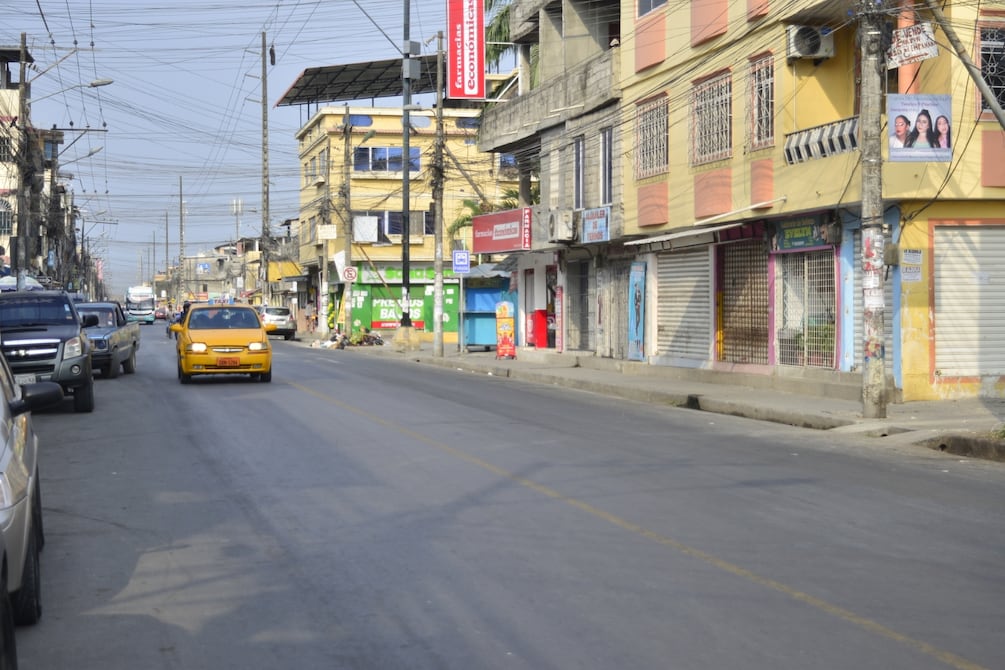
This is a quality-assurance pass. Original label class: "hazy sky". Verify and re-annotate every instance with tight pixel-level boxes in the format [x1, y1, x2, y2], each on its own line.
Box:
[3, 0, 450, 297]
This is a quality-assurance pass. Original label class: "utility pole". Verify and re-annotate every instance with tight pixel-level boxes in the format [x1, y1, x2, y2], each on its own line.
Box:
[432, 31, 446, 357]
[859, 0, 887, 418]
[164, 211, 170, 303]
[400, 2, 416, 335]
[15, 33, 29, 278]
[260, 31, 271, 307]
[342, 106, 354, 337]
[179, 176, 186, 301]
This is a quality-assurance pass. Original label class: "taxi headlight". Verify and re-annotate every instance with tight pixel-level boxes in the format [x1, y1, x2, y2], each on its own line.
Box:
[248, 341, 267, 351]
[187, 342, 208, 353]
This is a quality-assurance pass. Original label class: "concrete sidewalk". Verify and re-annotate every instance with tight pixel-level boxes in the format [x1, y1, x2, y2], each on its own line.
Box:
[300, 333, 1005, 462]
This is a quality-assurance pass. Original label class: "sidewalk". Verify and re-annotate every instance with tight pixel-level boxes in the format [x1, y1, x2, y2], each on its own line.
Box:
[300, 333, 1005, 462]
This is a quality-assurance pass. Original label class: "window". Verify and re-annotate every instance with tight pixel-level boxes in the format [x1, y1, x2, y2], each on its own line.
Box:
[455, 117, 480, 129]
[353, 146, 421, 172]
[0, 137, 11, 162]
[600, 127, 613, 205]
[747, 56, 774, 151]
[353, 210, 433, 243]
[635, 96, 669, 179]
[573, 136, 586, 210]
[0, 201, 11, 236]
[981, 24, 1005, 115]
[348, 114, 373, 127]
[690, 71, 732, 165]
[638, 0, 667, 17]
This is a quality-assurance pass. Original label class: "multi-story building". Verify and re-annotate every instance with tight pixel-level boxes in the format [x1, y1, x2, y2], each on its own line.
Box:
[293, 104, 520, 337]
[478, 0, 1005, 403]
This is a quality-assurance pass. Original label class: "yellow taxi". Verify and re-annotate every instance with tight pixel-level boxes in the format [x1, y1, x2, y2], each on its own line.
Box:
[170, 304, 276, 383]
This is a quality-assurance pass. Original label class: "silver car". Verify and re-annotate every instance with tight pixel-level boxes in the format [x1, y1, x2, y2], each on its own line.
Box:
[258, 306, 296, 341]
[0, 351, 63, 626]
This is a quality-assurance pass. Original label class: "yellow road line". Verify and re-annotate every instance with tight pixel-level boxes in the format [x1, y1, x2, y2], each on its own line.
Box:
[291, 381, 988, 670]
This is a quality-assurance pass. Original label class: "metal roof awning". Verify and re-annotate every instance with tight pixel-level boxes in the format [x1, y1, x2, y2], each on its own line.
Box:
[277, 54, 440, 107]
[624, 221, 746, 247]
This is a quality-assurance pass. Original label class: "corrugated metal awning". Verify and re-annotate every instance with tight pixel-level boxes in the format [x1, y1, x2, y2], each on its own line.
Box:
[624, 221, 746, 246]
[277, 55, 440, 107]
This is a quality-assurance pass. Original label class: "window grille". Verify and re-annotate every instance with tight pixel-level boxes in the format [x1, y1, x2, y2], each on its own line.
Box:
[635, 97, 668, 179]
[981, 25, 1005, 113]
[600, 127, 613, 205]
[0, 201, 11, 236]
[638, 0, 667, 16]
[747, 56, 774, 151]
[0, 138, 11, 162]
[719, 240, 768, 364]
[690, 72, 732, 165]
[777, 251, 836, 368]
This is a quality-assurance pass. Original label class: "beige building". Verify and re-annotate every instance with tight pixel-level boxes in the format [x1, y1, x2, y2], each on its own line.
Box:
[295, 105, 520, 337]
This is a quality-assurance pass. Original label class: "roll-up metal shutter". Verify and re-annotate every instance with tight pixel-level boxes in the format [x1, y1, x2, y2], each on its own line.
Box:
[853, 230, 895, 371]
[656, 247, 711, 360]
[565, 259, 595, 351]
[934, 226, 1005, 376]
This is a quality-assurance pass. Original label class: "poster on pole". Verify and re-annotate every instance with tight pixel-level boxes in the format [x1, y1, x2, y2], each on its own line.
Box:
[887, 94, 952, 162]
[446, 0, 485, 100]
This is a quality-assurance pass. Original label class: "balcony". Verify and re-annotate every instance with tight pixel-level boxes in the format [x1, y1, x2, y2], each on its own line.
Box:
[479, 49, 620, 153]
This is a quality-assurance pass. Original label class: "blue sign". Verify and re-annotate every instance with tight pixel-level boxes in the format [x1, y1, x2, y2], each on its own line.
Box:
[452, 250, 471, 274]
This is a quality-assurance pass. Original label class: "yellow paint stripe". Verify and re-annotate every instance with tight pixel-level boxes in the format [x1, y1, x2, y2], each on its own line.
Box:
[290, 381, 988, 670]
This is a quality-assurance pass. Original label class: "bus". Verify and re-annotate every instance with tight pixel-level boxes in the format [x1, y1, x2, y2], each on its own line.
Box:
[125, 285, 156, 324]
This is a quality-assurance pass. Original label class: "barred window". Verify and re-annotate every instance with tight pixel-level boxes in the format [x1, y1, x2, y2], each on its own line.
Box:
[0, 201, 11, 236]
[981, 25, 1005, 114]
[690, 72, 732, 166]
[573, 136, 585, 209]
[747, 56, 774, 151]
[600, 127, 613, 205]
[0, 138, 11, 163]
[635, 97, 668, 179]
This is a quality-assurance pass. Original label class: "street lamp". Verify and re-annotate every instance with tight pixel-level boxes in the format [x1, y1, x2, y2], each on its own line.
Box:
[28, 78, 114, 105]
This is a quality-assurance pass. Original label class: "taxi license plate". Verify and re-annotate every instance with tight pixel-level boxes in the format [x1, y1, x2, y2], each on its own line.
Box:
[15, 374, 37, 385]
[216, 357, 240, 367]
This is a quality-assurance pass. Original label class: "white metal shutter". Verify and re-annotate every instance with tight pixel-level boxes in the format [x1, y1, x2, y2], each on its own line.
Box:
[853, 230, 894, 371]
[656, 247, 711, 359]
[934, 226, 1005, 375]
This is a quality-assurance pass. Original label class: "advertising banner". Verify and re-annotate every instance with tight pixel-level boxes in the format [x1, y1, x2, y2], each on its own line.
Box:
[628, 262, 646, 361]
[888, 94, 952, 162]
[447, 0, 485, 100]
[472, 208, 532, 253]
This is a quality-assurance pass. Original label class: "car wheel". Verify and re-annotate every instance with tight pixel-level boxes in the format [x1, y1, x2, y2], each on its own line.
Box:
[178, 364, 191, 385]
[284, 332, 293, 341]
[260, 369, 272, 383]
[123, 348, 137, 374]
[104, 360, 119, 379]
[73, 380, 95, 413]
[12, 529, 41, 625]
[0, 570, 15, 670]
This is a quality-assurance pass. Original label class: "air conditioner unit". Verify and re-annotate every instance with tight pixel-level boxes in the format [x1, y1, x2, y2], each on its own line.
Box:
[787, 26, 835, 60]
[313, 175, 326, 186]
[548, 209, 575, 243]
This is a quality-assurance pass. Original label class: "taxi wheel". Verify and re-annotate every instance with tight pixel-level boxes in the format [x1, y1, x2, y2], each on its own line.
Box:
[260, 369, 272, 383]
[178, 364, 191, 385]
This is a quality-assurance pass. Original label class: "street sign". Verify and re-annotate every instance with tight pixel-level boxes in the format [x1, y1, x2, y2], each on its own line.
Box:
[452, 250, 471, 274]
[342, 266, 358, 282]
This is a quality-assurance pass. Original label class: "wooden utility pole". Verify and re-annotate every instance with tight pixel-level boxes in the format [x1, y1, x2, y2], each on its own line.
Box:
[15, 33, 28, 277]
[860, 1, 887, 418]
[260, 31, 271, 306]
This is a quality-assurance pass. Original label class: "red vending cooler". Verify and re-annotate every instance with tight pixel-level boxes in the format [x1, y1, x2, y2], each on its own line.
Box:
[533, 309, 549, 349]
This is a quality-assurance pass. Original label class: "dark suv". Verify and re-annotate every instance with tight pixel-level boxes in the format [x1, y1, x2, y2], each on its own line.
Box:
[0, 291, 99, 412]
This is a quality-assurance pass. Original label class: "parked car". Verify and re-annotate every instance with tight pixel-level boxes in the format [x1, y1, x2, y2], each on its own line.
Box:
[154, 307, 168, 320]
[170, 304, 277, 383]
[0, 352, 63, 628]
[0, 291, 99, 413]
[258, 306, 296, 340]
[76, 302, 141, 378]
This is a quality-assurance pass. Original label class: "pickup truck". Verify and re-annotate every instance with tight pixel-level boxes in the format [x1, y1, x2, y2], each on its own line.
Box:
[76, 301, 141, 379]
[0, 290, 99, 412]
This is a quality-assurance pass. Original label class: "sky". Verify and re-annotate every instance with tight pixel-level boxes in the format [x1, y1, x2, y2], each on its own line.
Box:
[3, 0, 452, 298]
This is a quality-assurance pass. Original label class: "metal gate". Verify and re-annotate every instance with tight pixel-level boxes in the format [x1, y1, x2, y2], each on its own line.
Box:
[565, 259, 595, 351]
[597, 259, 632, 359]
[720, 239, 769, 364]
[777, 250, 837, 368]
[934, 225, 1005, 376]
[656, 247, 712, 359]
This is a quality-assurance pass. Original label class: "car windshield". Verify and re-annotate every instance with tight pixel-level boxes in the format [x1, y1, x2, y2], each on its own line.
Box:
[188, 308, 261, 330]
[78, 307, 116, 327]
[0, 297, 76, 326]
[265, 308, 289, 317]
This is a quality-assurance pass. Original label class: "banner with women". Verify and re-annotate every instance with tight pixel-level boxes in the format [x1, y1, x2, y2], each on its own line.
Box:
[887, 94, 952, 162]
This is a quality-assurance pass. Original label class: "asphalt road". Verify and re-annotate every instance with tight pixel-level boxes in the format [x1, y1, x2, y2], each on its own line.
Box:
[15, 329, 1005, 669]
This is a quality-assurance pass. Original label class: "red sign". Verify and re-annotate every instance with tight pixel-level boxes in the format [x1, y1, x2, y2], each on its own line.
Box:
[472, 208, 532, 253]
[447, 0, 485, 100]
